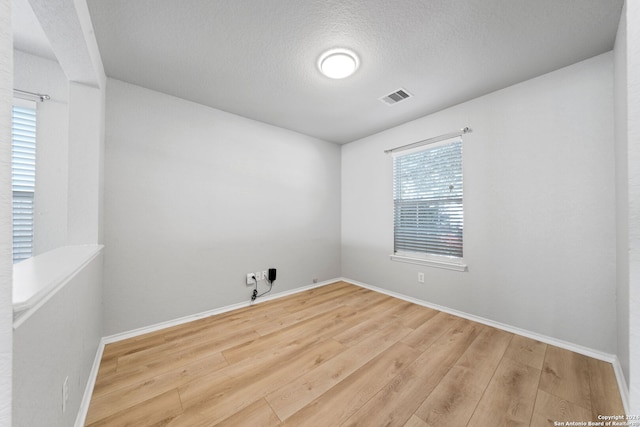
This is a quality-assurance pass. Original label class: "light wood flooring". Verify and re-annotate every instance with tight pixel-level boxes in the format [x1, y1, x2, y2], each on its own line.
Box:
[85, 281, 625, 426]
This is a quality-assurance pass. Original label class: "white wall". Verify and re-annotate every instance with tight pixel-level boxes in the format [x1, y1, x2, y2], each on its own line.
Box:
[8, 2, 107, 423]
[615, 0, 630, 395]
[342, 53, 616, 354]
[0, 1, 13, 425]
[67, 82, 104, 246]
[624, 0, 640, 414]
[614, 0, 640, 412]
[12, 252, 103, 427]
[13, 50, 69, 255]
[103, 79, 342, 334]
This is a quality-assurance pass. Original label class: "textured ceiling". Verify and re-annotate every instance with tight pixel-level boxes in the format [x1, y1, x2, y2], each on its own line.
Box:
[86, 0, 623, 144]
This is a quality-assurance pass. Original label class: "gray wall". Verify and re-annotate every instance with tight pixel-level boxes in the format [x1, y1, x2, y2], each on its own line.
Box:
[0, 0, 13, 423]
[342, 53, 617, 354]
[628, 0, 640, 413]
[12, 252, 103, 427]
[616, 0, 640, 414]
[103, 79, 342, 334]
[614, 0, 630, 391]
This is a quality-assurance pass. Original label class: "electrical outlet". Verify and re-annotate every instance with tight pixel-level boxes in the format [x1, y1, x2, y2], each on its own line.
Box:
[418, 272, 425, 283]
[62, 376, 69, 413]
[246, 273, 255, 285]
[256, 271, 263, 281]
[262, 270, 268, 281]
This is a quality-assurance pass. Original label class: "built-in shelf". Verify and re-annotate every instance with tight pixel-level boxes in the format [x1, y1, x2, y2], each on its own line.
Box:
[13, 244, 103, 326]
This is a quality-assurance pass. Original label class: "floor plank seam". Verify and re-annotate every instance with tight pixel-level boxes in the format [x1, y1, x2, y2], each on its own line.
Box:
[527, 343, 547, 426]
[175, 387, 185, 416]
[264, 397, 283, 424]
[463, 333, 515, 427]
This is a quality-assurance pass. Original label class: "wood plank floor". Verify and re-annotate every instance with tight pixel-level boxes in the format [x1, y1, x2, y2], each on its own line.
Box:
[85, 281, 625, 426]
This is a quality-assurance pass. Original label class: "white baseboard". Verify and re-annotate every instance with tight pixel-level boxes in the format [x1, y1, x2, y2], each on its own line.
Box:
[102, 278, 338, 344]
[612, 356, 630, 415]
[340, 277, 631, 413]
[75, 278, 341, 425]
[341, 277, 616, 361]
[102, 301, 249, 345]
[75, 338, 106, 427]
[75, 276, 631, 424]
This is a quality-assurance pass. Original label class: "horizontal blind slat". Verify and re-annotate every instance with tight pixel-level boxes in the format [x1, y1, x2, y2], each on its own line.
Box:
[12, 105, 36, 263]
[393, 139, 463, 258]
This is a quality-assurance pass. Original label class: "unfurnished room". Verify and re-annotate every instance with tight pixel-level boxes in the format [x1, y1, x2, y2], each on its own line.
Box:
[0, 0, 639, 426]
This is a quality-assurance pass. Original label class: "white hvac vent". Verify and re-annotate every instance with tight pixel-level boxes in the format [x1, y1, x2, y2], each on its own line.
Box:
[380, 88, 412, 105]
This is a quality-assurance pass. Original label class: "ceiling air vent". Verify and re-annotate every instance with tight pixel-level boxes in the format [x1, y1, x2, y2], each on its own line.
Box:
[380, 88, 412, 105]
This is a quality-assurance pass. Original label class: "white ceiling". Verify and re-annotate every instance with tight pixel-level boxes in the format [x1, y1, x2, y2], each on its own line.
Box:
[41, 1, 624, 144]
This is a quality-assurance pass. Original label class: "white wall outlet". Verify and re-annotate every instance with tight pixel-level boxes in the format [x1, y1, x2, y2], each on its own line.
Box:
[418, 272, 425, 283]
[62, 376, 69, 413]
[246, 273, 255, 285]
[262, 270, 268, 280]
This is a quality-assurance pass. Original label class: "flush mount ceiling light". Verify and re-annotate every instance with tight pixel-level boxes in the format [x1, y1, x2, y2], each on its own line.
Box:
[318, 48, 359, 79]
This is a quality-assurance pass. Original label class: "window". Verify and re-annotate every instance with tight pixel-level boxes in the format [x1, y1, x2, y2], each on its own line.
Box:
[11, 103, 37, 263]
[392, 137, 465, 270]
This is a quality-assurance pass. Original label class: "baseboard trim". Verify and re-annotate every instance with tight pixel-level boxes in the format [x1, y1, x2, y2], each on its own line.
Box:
[74, 337, 106, 427]
[612, 355, 630, 415]
[102, 278, 339, 344]
[341, 277, 630, 413]
[102, 301, 248, 345]
[342, 277, 617, 362]
[75, 278, 341, 425]
[76, 276, 631, 424]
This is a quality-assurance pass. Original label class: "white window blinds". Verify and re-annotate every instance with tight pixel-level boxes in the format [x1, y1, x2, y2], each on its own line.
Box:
[12, 103, 37, 263]
[393, 138, 463, 258]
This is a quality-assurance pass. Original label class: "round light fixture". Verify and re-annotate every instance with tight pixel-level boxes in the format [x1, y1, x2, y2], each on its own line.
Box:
[318, 48, 359, 79]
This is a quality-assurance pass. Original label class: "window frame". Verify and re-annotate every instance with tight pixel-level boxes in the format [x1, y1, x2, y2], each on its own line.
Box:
[390, 136, 467, 272]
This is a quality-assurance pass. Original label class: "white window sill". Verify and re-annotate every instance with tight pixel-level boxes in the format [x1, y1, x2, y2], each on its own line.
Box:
[13, 244, 104, 326]
[390, 254, 468, 272]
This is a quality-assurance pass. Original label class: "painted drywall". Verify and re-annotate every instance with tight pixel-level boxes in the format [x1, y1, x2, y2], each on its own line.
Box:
[27, 0, 105, 88]
[342, 52, 616, 354]
[615, 0, 640, 412]
[8, 4, 107, 425]
[626, 0, 640, 415]
[67, 82, 105, 246]
[0, 0, 13, 424]
[103, 79, 341, 334]
[12, 251, 103, 427]
[19, 0, 107, 251]
[13, 50, 69, 255]
[614, 0, 630, 394]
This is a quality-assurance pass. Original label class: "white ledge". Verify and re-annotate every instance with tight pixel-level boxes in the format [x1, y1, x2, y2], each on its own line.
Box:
[13, 244, 104, 326]
[390, 254, 468, 272]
